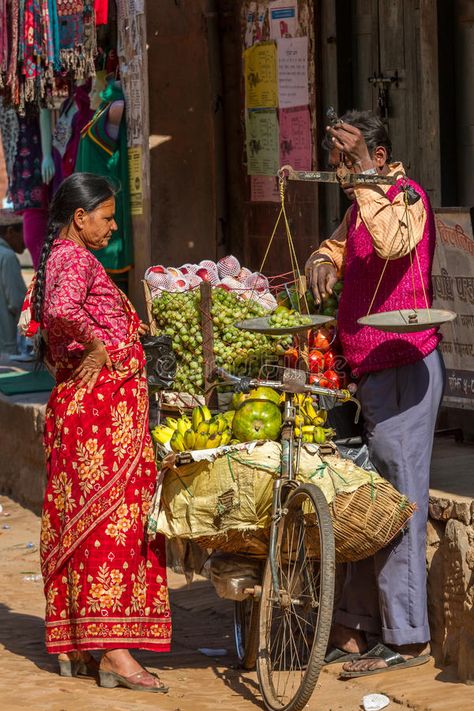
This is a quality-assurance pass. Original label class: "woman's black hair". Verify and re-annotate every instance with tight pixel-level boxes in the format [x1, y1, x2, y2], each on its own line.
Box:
[34, 172, 116, 360]
[322, 109, 393, 161]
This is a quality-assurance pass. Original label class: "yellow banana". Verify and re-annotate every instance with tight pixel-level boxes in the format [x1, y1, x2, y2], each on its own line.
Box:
[200, 405, 212, 422]
[191, 406, 204, 431]
[230, 438, 240, 445]
[206, 433, 220, 449]
[294, 414, 305, 427]
[294, 427, 302, 438]
[302, 425, 316, 435]
[165, 417, 179, 430]
[219, 429, 232, 446]
[196, 421, 210, 436]
[194, 430, 209, 449]
[176, 418, 190, 436]
[303, 398, 317, 419]
[184, 428, 196, 450]
[313, 426, 326, 444]
[208, 420, 220, 436]
[152, 425, 174, 445]
[302, 433, 313, 443]
[170, 430, 186, 452]
[312, 412, 327, 426]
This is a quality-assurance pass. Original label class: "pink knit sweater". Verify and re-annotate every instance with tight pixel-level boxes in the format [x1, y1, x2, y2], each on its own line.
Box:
[337, 177, 441, 377]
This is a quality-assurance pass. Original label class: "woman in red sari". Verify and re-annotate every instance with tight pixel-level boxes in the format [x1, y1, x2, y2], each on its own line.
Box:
[32, 173, 171, 692]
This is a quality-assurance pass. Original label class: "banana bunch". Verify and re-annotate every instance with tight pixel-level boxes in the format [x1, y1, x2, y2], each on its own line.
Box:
[151, 406, 237, 453]
[293, 394, 328, 427]
[294, 424, 336, 444]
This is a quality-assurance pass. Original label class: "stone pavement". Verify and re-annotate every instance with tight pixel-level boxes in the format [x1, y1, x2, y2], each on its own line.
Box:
[0, 496, 473, 711]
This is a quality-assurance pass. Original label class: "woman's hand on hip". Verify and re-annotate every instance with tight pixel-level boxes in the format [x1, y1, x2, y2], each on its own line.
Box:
[73, 338, 113, 392]
[138, 321, 149, 336]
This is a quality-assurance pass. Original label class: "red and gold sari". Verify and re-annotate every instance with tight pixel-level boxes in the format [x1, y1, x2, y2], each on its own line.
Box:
[40, 288, 171, 653]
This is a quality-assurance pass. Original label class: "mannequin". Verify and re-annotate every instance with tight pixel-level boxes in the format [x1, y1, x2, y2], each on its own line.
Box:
[75, 78, 132, 281]
[39, 108, 55, 185]
[51, 80, 93, 192]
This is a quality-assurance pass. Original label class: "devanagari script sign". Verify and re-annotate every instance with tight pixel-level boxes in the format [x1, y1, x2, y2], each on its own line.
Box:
[433, 208, 474, 408]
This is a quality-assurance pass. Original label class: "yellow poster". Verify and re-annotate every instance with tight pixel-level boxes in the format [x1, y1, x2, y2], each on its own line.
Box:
[128, 146, 143, 216]
[244, 41, 278, 108]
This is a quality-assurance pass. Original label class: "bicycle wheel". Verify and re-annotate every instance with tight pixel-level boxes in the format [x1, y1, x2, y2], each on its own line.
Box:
[234, 597, 259, 669]
[257, 483, 335, 711]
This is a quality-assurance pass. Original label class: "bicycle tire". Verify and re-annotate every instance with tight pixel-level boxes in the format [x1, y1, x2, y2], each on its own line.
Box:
[256, 483, 335, 711]
[234, 597, 260, 670]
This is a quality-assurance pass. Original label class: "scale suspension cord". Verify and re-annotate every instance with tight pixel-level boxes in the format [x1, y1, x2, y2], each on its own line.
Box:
[366, 182, 431, 320]
[259, 175, 309, 314]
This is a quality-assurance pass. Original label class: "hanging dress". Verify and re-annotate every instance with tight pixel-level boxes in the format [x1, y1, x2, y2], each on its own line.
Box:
[75, 82, 133, 274]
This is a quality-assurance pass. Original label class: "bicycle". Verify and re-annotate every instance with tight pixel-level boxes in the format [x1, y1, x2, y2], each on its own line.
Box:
[214, 365, 360, 711]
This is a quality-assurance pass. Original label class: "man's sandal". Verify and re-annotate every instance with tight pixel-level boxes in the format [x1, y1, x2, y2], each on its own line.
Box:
[339, 642, 430, 679]
[324, 647, 362, 665]
[99, 667, 169, 693]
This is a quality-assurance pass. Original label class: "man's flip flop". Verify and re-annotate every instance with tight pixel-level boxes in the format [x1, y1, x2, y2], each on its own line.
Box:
[324, 647, 362, 665]
[339, 642, 430, 679]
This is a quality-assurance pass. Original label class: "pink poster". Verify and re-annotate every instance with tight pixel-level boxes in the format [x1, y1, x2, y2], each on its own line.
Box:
[279, 106, 312, 170]
[250, 175, 281, 202]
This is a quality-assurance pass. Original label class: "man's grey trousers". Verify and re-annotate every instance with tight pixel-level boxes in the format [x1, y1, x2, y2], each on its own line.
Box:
[335, 349, 445, 646]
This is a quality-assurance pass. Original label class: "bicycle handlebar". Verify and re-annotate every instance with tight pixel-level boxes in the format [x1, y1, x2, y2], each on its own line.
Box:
[214, 366, 354, 402]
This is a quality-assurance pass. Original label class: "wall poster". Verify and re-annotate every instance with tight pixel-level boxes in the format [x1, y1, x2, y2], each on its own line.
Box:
[432, 208, 474, 408]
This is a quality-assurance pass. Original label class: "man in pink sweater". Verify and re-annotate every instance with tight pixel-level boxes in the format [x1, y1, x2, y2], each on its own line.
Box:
[306, 110, 445, 677]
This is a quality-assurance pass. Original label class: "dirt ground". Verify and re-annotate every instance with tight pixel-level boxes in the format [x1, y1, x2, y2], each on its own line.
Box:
[0, 495, 472, 711]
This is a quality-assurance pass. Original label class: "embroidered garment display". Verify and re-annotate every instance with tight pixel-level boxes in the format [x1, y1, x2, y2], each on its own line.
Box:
[0, 0, 96, 109]
[9, 106, 48, 211]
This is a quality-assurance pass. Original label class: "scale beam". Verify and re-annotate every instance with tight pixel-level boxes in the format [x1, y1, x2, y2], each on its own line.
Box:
[279, 164, 400, 186]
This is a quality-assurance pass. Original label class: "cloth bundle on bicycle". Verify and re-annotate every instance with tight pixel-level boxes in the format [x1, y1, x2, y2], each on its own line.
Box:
[147, 441, 416, 562]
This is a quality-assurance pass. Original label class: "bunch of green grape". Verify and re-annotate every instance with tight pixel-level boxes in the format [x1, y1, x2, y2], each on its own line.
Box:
[152, 289, 292, 396]
[268, 306, 313, 329]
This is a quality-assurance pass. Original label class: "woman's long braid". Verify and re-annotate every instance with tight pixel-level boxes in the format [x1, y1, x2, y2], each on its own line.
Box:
[33, 221, 59, 361]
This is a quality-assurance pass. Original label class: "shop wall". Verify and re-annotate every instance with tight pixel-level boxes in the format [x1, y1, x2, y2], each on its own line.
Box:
[146, 1, 321, 275]
[146, 2, 222, 267]
[218, 0, 320, 276]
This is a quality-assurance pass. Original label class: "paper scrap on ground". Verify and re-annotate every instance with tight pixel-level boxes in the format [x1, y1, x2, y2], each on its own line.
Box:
[244, 42, 278, 108]
[363, 693, 391, 711]
[269, 0, 298, 39]
[279, 105, 312, 170]
[198, 648, 228, 657]
[277, 36, 309, 108]
[251, 176, 281, 202]
[246, 109, 279, 176]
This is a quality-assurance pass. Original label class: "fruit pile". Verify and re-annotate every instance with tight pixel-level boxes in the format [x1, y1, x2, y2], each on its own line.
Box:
[152, 288, 292, 396]
[152, 388, 337, 454]
[152, 405, 236, 452]
[145, 256, 277, 312]
[292, 394, 335, 444]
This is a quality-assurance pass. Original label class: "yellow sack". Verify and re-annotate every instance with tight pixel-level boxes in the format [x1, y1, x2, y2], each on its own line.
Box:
[148, 442, 416, 562]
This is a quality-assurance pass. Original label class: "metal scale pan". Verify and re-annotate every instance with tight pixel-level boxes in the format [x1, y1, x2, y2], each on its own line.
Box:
[357, 308, 457, 333]
[235, 314, 333, 336]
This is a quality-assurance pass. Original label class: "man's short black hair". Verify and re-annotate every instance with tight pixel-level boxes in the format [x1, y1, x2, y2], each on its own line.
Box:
[322, 109, 392, 161]
[0, 222, 22, 239]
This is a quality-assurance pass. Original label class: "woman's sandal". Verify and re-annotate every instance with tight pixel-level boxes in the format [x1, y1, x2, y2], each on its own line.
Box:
[59, 653, 99, 678]
[99, 667, 169, 693]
